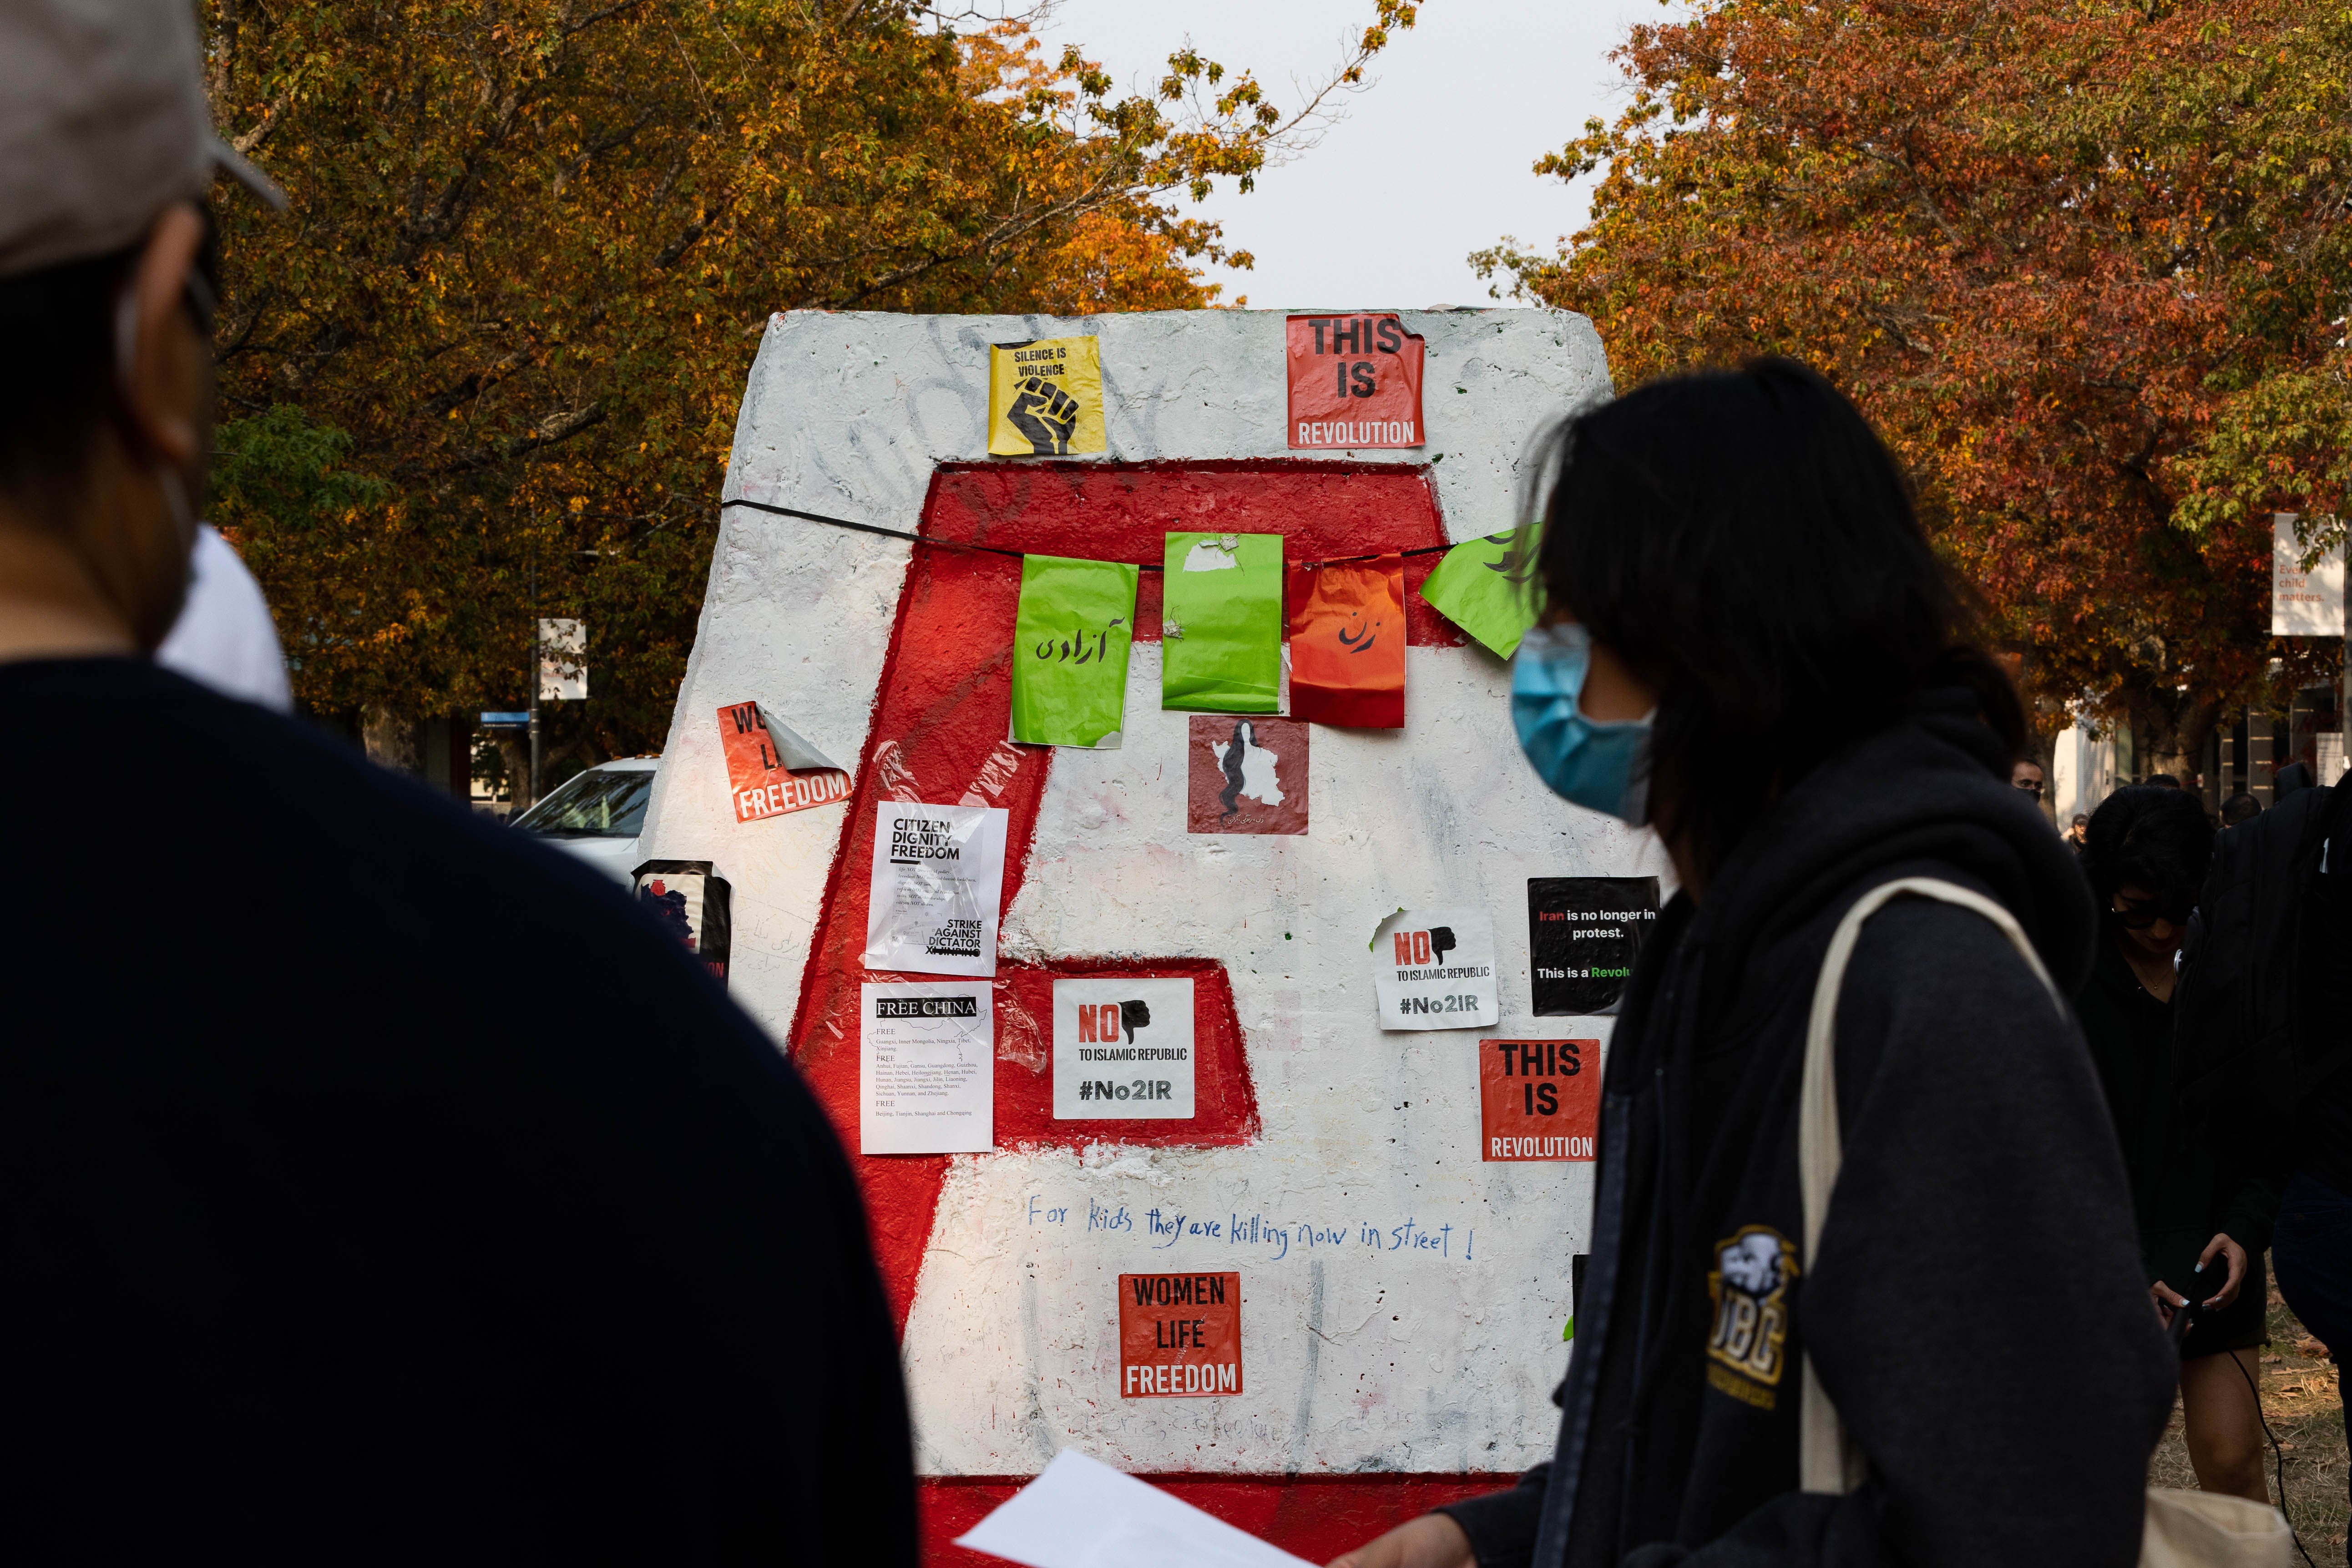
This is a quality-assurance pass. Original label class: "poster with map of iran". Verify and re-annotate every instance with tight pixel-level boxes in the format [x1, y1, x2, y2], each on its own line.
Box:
[1184, 715, 1308, 835]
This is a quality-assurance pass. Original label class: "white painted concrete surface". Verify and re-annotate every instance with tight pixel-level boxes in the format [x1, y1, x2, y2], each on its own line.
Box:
[641, 308, 1660, 1477]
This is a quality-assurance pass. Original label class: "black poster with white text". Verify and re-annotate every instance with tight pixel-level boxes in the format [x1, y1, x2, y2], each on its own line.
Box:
[1528, 877, 1659, 1015]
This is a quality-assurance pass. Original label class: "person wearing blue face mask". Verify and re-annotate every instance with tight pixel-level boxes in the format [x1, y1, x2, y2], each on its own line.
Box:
[1509, 620, 1656, 826]
[1332, 360, 2181, 1568]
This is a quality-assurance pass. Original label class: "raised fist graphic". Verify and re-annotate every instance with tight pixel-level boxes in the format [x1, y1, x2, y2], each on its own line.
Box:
[1007, 375, 1080, 455]
[1119, 998, 1151, 1045]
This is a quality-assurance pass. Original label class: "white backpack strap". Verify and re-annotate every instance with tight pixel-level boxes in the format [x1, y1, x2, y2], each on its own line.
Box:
[1798, 876, 2064, 1494]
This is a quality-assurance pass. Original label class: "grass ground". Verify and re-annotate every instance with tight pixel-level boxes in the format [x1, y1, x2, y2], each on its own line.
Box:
[2147, 1266, 2345, 1563]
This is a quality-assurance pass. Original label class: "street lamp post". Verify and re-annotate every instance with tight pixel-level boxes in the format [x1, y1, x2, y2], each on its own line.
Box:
[527, 558, 541, 806]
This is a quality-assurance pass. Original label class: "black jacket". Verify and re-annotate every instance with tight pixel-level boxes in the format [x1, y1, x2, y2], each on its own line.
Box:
[0, 660, 915, 1563]
[2175, 782, 2352, 1198]
[1445, 690, 2174, 1568]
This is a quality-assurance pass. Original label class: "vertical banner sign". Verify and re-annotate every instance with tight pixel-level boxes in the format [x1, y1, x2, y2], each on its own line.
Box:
[1285, 313, 1426, 449]
[1528, 877, 1660, 1015]
[988, 336, 1106, 456]
[1052, 976, 1196, 1119]
[1185, 715, 1309, 835]
[861, 803, 1010, 977]
[1162, 531, 1284, 714]
[2272, 513, 2347, 636]
[1418, 528, 1543, 658]
[716, 701, 852, 821]
[1119, 1272, 1243, 1398]
[1011, 554, 1139, 748]
[1287, 555, 1406, 728]
[632, 859, 732, 987]
[860, 982, 994, 1155]
[538, 617, 587, 699]
[1371, 908, 1499, 1030]
[1478, 1039, 1601, 1161]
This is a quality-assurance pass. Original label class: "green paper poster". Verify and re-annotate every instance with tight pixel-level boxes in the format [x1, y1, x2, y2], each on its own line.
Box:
[1418, 527, 1544, 658]
[1162, 531, 1283, 713]
[1012, 554, 1139, 748]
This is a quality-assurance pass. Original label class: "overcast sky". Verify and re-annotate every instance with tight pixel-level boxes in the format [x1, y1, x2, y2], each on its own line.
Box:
[1034, 0, 1671, 310]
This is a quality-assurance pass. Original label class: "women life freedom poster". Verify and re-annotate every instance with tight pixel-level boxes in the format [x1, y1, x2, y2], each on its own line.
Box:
[862, 802, 1010, 978]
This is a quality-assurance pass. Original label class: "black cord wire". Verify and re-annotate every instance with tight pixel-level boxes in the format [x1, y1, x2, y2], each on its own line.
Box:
[2221, 1329, 2315, 1568]
[718, 496, 1462, 570]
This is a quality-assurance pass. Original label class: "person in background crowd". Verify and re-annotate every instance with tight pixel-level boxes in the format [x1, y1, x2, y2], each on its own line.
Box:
[2075, 787, 2271, 1502]
[1332, 360, 2170, 1568]
[2069, 813, 2091, 849]
[0, 2, 915, 1558]
[2177, 772, 2352, 1560]
[2012, 756, 2046, 801]
[2147, 772, 2182, 789]
[2274, 761, 2315, 802]
[2222, 792, 2264, 827]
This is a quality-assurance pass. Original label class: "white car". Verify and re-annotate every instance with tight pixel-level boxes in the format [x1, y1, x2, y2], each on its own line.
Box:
[511, 756, 658, 881]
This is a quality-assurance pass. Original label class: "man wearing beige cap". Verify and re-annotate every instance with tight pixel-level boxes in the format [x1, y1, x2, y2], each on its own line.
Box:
[0, 5, 914, 1559]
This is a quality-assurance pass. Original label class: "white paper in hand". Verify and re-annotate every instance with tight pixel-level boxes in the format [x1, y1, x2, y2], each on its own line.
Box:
[956, 1450, 1312, 1568]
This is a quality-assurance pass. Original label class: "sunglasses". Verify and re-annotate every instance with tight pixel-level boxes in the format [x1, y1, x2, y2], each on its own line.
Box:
[2111, 893, 2191, 930]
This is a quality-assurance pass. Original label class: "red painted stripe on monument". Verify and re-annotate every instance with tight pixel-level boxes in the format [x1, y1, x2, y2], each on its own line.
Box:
[919, 1474, 1518, 1563]
[784, 461, 1452, 1334]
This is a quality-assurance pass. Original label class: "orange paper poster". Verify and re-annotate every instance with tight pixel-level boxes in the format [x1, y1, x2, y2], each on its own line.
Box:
[1285, 312, 1426, 449]
[1118, 1272, 1242, 1399]
[1478, 1039, 1600, 1162]
[717, 701, 851, 823]
[1287, 554, 1406, 728]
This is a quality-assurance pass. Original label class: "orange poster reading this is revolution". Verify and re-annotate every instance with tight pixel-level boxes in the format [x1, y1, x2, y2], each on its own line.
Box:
[1285, 312, 1425, 450]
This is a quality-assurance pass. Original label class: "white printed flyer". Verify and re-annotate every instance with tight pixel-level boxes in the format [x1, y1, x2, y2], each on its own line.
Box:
[1052, 976, 1196, 1120]
[862, 802, 1010, 977]
[860, 982, 994, 1155]
[1371, 907, 1498, 1030]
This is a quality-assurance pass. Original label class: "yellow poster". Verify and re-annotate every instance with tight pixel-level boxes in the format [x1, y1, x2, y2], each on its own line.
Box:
[988, 336, 1106, 456]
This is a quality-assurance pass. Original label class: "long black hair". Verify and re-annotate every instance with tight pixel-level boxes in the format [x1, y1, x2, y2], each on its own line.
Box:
[1531, 358, 2023, 881]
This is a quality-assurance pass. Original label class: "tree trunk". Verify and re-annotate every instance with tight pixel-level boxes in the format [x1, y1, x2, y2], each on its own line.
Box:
[361, 705, 420, 775]
[2125, 687, 2219, 788]
[495, 734, 531, 811]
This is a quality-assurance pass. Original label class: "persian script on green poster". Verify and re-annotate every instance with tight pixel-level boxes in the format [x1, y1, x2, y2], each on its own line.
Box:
[1011, 554, 1139, 748]
[1161, 531, 1284, 713]
[1418, 527, 1543, 658]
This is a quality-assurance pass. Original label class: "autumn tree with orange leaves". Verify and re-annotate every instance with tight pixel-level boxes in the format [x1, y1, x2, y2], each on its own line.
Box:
[1477, 0, 2352, 777]
[199, 0, 1416, 786]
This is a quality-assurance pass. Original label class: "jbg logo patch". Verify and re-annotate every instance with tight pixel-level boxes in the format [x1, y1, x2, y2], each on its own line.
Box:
[1705, 1225, 1799, 1409]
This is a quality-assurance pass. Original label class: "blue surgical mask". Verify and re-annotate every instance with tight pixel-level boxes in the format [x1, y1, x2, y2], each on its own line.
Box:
[1512, 622, 1655, 826]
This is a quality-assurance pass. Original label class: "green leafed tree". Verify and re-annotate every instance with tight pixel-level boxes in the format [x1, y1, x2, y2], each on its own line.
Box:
[200, 0, 1417, 792]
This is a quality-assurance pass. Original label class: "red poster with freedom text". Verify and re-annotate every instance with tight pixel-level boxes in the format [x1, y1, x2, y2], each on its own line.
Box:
[1478, 1039, 1600, 1161]
[1118, 1271, 1243, 1398]
[717, 701, 851, 823]
[1286, 313, 1425, 449]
